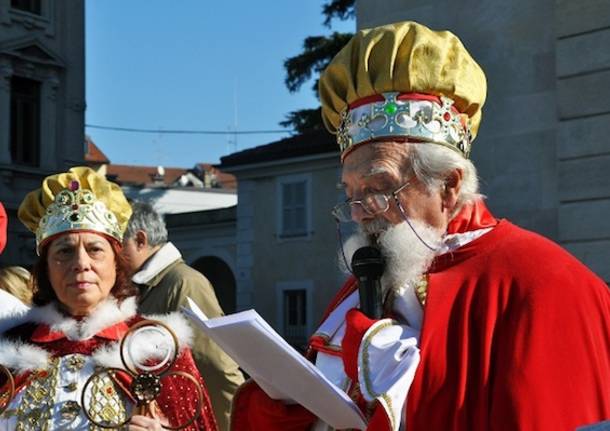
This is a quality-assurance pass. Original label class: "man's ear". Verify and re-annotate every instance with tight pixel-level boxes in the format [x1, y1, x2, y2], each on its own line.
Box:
[442, 168, 463, 213]
[135, 230, 148, 250]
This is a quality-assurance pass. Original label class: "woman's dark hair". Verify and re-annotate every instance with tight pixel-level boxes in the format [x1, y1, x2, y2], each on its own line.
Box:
[31, 235, 137, 307]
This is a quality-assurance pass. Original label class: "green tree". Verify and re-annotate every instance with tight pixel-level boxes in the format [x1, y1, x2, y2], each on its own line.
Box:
[280, 0, 355, 133]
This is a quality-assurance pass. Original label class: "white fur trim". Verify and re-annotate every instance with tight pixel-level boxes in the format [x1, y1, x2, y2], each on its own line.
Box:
[90, 341, 123, 369]
[132, 242, 182, 284]
[0, 297, 137, 372]
[0, 306, 192, 374]
[141, 312, 194, 348]
[0, 339, 49, 373]
[27, 297, 137, 341]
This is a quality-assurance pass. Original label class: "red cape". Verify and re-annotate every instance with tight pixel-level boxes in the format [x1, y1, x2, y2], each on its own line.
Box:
[407, 219, 610, 430]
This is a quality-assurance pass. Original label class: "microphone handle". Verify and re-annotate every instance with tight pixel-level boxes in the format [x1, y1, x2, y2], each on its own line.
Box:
[358, 276, 383, 319]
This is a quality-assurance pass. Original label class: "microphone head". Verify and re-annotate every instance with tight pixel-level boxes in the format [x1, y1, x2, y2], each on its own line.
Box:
[351, 246, 385, 279]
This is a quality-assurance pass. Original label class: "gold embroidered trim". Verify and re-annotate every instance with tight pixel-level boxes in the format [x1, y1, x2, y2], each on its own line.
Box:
[311, 332, 331, 341]
[85, 370, 128, 430]
[16, 357, 60, 430]
[414, 275, 428, 306]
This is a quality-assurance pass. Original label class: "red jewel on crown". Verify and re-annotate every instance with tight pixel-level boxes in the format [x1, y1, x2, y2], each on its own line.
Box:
[69, 180, 80, 191]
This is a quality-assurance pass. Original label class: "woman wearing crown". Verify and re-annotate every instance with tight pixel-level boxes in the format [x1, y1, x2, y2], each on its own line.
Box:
[0, 167, 218, 430]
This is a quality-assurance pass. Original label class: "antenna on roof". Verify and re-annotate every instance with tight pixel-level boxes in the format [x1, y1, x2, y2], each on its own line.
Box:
[227, 77, 238, 154]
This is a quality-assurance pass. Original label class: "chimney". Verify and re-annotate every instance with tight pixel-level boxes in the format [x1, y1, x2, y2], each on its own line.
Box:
[151, 165, 165, 184]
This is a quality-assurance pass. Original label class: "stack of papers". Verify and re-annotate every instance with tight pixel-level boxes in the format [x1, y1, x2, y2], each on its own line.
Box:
[182, 298, 367, 430]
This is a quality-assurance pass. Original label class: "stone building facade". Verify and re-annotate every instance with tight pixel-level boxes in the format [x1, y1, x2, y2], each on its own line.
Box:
[0, 0, 85, 265]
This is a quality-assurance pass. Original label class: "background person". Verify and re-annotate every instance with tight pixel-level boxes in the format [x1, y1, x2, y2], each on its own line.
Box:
[0, 266, 32, 305]
[122, 201, 244, 431]
[0, 167, 218, 430]
[0, 204, 29, 332]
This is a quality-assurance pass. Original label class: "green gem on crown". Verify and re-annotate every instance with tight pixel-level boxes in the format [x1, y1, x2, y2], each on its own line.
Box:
[384, 102, 398, 115]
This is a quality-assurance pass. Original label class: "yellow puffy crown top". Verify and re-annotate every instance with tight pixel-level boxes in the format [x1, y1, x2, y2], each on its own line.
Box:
[319, 21, 487, 158]
[18, 166, 132, 253]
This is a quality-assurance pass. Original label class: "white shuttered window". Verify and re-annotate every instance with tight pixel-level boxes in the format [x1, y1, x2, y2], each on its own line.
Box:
[277, 174, 311, 239]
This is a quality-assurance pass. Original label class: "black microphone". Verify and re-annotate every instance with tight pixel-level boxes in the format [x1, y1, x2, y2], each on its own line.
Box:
[351, 246, 385, 319]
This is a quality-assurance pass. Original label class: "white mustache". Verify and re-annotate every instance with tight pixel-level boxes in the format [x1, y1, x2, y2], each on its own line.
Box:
[361, 218, 392, 235]
[339, 219, 443, 296]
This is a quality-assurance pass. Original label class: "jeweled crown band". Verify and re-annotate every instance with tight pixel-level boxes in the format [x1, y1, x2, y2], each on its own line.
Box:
[337, 92, 472, 160]
[36, 180, 123, 254]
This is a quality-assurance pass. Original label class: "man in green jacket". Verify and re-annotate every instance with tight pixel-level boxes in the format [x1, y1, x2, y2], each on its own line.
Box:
[122, 201, 244, 430]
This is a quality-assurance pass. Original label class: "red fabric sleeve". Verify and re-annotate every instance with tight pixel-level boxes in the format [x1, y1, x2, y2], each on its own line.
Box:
[0, 202, 7, 254]
[341, 308, 378, 382]
[156, 347, 218, 431]
[230, 380, 317, 431]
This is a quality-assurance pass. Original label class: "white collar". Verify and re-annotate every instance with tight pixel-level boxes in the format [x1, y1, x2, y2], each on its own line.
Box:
[132, 242, 182, 285]
[439, 227, 493, 254]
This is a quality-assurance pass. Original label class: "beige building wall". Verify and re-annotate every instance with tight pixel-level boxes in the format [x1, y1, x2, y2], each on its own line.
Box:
[0, 0, 85, 266]
[356, 0, 610, 281]
[229, 152, 344, 342]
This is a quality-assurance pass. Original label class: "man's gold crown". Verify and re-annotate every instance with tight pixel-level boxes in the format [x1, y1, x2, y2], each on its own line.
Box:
[337, 92, 472, 160]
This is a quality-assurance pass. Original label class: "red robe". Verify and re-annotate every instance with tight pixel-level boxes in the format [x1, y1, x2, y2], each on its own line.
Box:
[232, 202, 610, 430]
[408, 218, 610, 430]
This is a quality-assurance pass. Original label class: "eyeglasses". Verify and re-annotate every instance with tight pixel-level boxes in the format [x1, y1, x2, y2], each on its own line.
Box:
[332, 180, 412, 223]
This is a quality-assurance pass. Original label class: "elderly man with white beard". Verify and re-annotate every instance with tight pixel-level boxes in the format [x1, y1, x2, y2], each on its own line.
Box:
[231, 21, 610, 431]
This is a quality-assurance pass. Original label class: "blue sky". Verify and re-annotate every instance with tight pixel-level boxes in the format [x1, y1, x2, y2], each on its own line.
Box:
[85, 1, 354, 168]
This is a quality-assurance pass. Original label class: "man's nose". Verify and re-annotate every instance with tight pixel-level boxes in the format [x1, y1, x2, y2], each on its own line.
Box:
[351, 202, 374, 224]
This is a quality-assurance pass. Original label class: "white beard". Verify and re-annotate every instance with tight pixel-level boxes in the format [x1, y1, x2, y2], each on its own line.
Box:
[339, 219, 444, 296]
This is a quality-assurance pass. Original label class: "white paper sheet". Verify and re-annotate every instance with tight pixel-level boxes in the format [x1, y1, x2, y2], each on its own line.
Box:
[182, 297, 367, 430]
